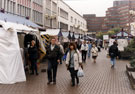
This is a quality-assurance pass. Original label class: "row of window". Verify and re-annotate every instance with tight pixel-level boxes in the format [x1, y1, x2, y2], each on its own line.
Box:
[17, 0, 31, 8]
[33, 0, 43, 6]
[33, 2, 43, 12]
[70, 16, 85, 28]
[17, 4, 31, 17]
[60, 8, 68, 20]
[33, 10, 43, 24]
[1, 0, 43, 25]
[2, 0, 16, 14]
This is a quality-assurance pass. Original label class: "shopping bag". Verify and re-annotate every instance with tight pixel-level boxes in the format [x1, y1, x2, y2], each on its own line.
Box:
[77, 67, 84, 77]
[62, 54, 67, 61]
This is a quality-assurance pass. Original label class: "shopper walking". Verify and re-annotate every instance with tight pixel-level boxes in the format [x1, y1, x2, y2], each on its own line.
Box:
[58, 42, 64, 64]
[28, 40, 39, 75]
[109, 41, 118, 68]
[81, 40, 88, 62]
[88, 41, 92, 58]
[46, 38, 61, 84]
[66, 42, 82, 87]
[91, 44, 98, 63]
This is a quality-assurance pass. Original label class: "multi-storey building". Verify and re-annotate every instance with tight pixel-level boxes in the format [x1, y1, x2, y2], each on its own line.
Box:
[44, 0, 58, 29]
[44, 0, 87, 33]
[83, 14, 106, 32]
[0, 0, 43, 26]
[106, 0, 135, 31]
[106, 7, 119, 29]
[0, 0, 87, 33]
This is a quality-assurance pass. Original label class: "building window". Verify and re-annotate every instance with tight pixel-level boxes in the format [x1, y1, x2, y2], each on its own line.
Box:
[10, 1, 12, 13]
[52, 2, 57, 14]
[60, 22, 68, 30]
[23, 6, 25, 16]
[4, 0, 6, 10]
[60, 8, 68, 20]
[70, 26, 73, 32]
[46, 8, 51, 16]
[13, 2, 16, 14]
[7, 0, 10, 12]
[71, 16, 73, 23]
[75, 19, 77, 24]
[0, 0, 2, 9]
[78, 21, 80, 25]
[46, 0, 51, 9]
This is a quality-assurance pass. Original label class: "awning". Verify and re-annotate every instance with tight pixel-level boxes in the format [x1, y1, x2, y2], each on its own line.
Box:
[74, 33, 79, 39]
[0, 20, 38, 32]
[87, 36, 94, 40]
[111, 29, 133, 38]
[40, 29, 63, 36]
[62, 32, 69, 38]
[62, 32, 80, 39]
[0, 12, 41, 28]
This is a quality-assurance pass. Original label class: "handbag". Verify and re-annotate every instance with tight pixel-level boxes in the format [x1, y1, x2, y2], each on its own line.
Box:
[77, 67, 84, 77]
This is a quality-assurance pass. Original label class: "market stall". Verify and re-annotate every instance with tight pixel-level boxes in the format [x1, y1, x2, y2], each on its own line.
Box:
[0, 20, 45, 84]
[110, 29, 134, 59]
[0, 21, 27, 84]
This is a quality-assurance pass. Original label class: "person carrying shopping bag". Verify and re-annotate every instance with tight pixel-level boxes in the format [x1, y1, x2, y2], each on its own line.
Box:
[91, 44, 98, 63]
[66, 42, 83, 87]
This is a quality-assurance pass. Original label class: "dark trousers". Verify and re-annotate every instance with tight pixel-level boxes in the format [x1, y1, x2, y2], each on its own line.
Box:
[82, 50, 87, 62]
[69, 68, 79, 85]
[30, 59, 38, 74]
[47, 60, 58, 82]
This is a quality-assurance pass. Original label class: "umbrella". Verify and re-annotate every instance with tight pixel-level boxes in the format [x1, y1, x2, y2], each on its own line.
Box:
[78, 34, 80, 39]
[72, 32, 75, 41]
[68, 31, 71, 40]
[81, 34, 83, 39]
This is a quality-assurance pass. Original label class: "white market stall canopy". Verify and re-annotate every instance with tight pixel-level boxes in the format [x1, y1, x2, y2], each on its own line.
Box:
[0, 20, 38, 32]
[40, 29, 63, 36]
[0, 25, 26, 84]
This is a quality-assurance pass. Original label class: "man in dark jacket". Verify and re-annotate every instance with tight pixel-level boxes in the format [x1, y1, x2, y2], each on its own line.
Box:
[28, 40, 38, 75]
[46, 38, 61, 84]
[109, 41, 119, 68]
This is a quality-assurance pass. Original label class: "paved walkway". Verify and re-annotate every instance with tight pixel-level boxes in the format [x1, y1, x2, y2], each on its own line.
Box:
[0, 50, 135, 94]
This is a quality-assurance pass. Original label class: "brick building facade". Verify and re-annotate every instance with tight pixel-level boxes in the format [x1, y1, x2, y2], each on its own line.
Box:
[0, 0, 44, 26]
[106, 0, 135, 31]
[83, 14, 106, 32]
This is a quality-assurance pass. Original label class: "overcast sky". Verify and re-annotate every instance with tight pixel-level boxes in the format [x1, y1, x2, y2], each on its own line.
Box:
[64, 0, 114, 16]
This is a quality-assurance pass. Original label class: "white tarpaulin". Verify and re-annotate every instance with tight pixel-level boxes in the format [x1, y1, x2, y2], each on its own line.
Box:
[0, 20, 38, 32]
[0, 27, 26, 84]
[109, 39, 115, 47]
[40, 29, 60, 36]
[117, 39, 128, 51]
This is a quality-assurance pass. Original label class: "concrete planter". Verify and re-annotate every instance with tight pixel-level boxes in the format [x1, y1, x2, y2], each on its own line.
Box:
[126, 64, 135, 90]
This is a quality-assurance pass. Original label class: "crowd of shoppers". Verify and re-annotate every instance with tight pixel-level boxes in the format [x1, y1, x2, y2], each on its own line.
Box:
[27, 37, 119, 87]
